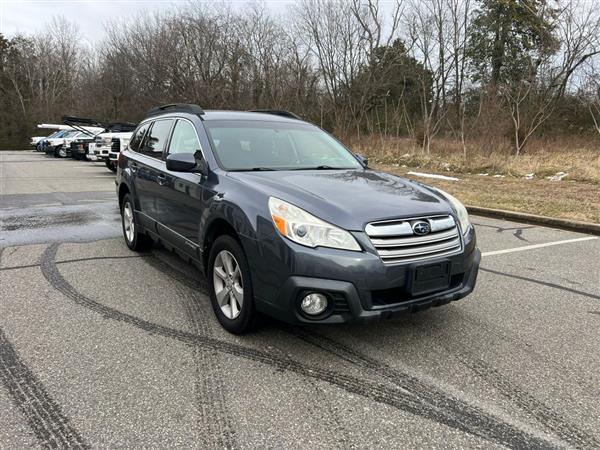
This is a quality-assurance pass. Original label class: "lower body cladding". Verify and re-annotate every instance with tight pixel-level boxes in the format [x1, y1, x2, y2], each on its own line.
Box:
[245, 224, 479, 324]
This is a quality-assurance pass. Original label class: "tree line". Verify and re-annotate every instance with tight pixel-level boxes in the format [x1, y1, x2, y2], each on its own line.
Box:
[1, 0, 599, 155]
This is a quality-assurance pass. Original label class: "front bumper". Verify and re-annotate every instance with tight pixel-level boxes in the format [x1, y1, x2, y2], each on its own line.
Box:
[93, 144, 111, 159]
[249, 224, 480, 324]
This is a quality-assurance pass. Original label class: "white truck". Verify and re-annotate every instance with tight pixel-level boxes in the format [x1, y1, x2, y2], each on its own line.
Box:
[89, 123, 136, 172]
[60, 117, 136, 170]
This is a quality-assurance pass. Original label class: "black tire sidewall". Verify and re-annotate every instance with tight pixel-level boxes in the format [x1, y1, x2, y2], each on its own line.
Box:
[207, 235, 255, 334]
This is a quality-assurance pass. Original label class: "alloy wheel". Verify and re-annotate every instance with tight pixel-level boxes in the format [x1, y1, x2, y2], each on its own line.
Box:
[213, 250, 244, 320]
[123, 202, 135, 243]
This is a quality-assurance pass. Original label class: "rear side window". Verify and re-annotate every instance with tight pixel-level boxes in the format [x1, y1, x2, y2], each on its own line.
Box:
[168, 120, 201, 155]
[129, 122, 150, 152]
[140, 119, 174, 158]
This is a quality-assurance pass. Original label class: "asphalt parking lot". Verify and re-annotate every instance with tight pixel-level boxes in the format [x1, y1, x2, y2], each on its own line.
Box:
[1, 150, 599, 449]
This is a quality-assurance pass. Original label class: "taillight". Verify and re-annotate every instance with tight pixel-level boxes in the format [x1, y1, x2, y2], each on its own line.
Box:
[117, 150, 123, 165]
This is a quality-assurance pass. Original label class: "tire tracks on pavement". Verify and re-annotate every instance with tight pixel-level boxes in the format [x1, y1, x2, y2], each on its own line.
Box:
[0, 327, 89, 449]
[410, 316, 600, 450]
[144, 254, 236, 449]
[453, 352, 600, 449]
[38, 243, 558, 449]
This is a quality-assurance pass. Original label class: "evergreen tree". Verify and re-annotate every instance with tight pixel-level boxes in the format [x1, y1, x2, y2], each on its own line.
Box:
[468, 0, 559, 87]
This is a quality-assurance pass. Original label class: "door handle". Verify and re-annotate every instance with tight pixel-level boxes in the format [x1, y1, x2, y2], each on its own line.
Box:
[156, 174, 167, 185]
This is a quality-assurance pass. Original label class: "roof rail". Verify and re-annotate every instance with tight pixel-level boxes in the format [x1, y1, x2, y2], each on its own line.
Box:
[146, 103, 205, 118]
[249, 109, 301, 120]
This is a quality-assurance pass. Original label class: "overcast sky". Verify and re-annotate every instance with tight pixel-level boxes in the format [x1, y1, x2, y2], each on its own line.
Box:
[0, 0, 292, 44]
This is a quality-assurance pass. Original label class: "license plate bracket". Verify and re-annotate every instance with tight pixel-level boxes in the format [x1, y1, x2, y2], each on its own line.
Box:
[410, 261, 451, 296]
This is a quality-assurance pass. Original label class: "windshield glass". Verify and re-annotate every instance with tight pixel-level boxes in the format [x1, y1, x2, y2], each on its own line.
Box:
[204, 120, 361, 171]
[48, 130, 65, 138]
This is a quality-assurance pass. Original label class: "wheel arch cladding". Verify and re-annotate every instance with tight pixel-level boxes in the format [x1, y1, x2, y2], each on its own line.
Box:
[202, 218, 241, 267]
[118, 183, 130, 207]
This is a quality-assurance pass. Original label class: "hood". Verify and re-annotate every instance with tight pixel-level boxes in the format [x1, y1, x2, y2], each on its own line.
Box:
[228, 169, 453, 231]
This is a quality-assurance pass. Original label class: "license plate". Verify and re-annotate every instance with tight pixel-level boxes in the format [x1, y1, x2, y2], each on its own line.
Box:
[411, 262, 451, 296]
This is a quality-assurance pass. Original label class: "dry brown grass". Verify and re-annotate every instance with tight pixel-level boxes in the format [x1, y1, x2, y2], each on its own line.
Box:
[347, 134, 600, 184]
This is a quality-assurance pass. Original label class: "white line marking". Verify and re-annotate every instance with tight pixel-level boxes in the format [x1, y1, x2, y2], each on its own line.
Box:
[482, 236, 598, 257]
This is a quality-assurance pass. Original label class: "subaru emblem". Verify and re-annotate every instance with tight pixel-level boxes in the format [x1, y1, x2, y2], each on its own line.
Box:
[412, 221, 431, 236]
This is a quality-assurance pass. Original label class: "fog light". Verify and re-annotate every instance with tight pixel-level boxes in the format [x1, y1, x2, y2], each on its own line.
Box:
[300, 293, 328, 316]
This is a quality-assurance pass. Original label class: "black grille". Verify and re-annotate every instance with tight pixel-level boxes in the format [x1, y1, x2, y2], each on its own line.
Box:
[330, 292, 350, 314]
[370, 273, 464, 307]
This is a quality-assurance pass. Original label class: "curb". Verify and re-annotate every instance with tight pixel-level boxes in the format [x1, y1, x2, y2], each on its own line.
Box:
[466, 205, 600, 236]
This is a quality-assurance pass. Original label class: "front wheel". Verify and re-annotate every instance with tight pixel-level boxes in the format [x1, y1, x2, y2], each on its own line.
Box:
[208, 235, 256, 334]
[120, 194, 152, 251]
[56, 146, 67, 158]
[105, 159, 117, 172]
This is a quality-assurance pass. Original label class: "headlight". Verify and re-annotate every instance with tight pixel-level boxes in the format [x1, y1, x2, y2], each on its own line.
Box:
[432, 187, 471, 234]
[268, 197, 361, 251]
[433, 188, 470, 233]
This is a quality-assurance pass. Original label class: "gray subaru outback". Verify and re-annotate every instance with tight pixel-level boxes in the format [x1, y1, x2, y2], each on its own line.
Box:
[116, 104, 480, 334]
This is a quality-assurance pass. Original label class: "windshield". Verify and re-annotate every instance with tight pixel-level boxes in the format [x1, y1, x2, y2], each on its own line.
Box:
[62, 130, 79, 138]
[204, 120, 361, 171]
[48, 130, 65, 138]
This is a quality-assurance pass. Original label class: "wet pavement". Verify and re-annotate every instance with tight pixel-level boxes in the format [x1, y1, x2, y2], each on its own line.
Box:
[1, 150, 599, 449]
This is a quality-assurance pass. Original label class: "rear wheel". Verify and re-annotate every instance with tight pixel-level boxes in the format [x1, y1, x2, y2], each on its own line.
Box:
[120, 194, 152, 251]
[208, 235, 256, 334]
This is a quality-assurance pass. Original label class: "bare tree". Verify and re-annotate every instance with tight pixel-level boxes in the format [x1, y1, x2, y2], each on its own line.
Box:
[405, 0, 455, 153]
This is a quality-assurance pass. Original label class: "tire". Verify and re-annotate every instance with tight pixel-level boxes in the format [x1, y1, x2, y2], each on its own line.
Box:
[207, 235, 256, 334]
[120, 193, 152, 251]
[105, 159, 117, 172]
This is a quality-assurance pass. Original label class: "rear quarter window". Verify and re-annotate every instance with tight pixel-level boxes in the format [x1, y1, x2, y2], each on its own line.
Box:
[129, 122, 150, 152]
[140, 119, 174, 158]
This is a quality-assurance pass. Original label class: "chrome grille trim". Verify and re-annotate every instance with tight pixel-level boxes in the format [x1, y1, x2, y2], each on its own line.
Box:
[366, 215, 462, 264]
[370, 228, 458, 247]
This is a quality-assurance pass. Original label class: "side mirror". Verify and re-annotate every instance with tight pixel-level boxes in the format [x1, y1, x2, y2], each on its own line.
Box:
[166, 152, 209, 176]
[166, 153, 198, 172]
[355, 153, 369, 167]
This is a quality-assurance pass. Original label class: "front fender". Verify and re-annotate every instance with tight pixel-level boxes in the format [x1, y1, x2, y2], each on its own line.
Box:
[198, 175, 272, 275]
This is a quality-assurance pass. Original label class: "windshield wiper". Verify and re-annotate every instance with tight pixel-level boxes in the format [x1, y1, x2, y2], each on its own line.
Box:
[231, 167, 277, 172]
[292, 165, 348, 170]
